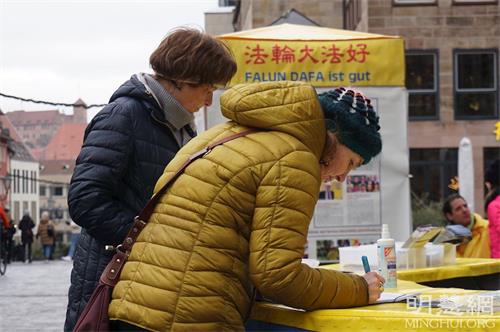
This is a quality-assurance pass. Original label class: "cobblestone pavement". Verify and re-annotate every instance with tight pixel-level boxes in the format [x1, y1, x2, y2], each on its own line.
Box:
[0, 260, 73, 331]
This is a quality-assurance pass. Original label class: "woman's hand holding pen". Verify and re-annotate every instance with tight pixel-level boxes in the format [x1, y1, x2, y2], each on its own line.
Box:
[361, 255, 385, 303]
[362, 272, 385, 303]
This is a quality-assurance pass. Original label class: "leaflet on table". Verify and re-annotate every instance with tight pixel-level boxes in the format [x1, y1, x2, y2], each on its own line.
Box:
[374, 292, 421, 304]
[263, 292, 421, 310]
[401, 225, 442, 248]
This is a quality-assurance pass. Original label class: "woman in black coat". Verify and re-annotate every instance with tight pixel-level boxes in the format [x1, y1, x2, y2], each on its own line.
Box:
[18, 212, 35, 263]
[64, 27, 236, 331]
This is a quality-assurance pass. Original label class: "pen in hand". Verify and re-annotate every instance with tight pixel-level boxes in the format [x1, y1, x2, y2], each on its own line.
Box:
[361, 255, 370, 273]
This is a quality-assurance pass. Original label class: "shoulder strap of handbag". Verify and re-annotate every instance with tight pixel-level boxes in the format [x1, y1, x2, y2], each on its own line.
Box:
[100, 128, 258, 286]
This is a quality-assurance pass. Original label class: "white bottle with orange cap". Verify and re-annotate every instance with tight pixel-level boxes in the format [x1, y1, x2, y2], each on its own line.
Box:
[377, 224, 397, 289]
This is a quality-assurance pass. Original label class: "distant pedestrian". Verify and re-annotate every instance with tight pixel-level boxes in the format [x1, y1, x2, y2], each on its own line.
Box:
[0, 204, 10, 229]
[36, 211, 55, 261]
[61, 221, 80, 261]
[1, 205, 14, 263]
[0, 205, 10, 266]
[18, 212, 35, 263]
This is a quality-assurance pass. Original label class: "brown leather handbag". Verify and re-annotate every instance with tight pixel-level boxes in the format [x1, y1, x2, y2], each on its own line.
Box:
[73, 129, 256, 332]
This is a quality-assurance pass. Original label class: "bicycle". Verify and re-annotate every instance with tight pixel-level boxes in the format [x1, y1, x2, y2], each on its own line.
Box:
[0, 223, 7, 275]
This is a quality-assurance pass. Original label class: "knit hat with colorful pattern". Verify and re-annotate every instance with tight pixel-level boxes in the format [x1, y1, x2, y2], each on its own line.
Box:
[318, 87, 382, 165]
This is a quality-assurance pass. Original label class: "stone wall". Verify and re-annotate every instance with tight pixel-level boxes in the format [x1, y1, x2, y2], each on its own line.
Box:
[237, 0, 344, 29]
[361, 0, 500, 211]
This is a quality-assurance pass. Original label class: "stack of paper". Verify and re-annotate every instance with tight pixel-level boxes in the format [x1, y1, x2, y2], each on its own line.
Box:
[402, 225, 442, 248]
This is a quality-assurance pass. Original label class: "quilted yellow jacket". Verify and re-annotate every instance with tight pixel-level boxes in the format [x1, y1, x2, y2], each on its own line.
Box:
[456, 213, 491, 258]
[108, 81, 369, 331]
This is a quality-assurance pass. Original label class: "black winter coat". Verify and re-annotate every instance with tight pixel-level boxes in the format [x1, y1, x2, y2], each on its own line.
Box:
[18, 215, 35, 244]
[64, 75, 194, 331]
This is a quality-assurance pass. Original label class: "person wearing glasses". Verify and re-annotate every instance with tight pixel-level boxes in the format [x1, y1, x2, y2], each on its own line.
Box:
[108, 83, 384, 331]
[64, 27, 236, 332]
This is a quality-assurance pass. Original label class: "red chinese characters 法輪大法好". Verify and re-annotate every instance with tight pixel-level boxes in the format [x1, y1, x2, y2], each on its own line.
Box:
[242, 43, 370, 65]
[271, 45, 296, 64]
[244, 44, 269, 64]
[346, 43, 370, 63]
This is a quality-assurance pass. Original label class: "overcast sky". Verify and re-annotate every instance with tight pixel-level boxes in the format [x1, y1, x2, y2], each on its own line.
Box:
[0, 0, 220, 120]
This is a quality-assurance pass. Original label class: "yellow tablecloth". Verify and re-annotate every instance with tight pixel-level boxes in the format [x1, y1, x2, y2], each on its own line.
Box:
[250, 280, 500, 332]
[398, 258, 500, 283]
[323, 258, 500, 283]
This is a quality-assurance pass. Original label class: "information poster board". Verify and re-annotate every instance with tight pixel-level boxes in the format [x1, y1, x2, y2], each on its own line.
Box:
[307, 87, 410, 261]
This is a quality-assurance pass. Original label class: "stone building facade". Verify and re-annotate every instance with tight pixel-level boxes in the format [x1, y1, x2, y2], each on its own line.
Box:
[6, 99, 87, 151]
[354, 0, 499, 212]
[235, 0, 344, 30]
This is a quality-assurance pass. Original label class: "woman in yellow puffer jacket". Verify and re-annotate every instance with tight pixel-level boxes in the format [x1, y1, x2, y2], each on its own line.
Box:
[109, 81, 384, 331]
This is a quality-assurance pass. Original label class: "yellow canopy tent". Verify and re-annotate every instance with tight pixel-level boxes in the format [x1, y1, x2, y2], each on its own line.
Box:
[218, 23, 405, 87]
[203, 24, 410, 250]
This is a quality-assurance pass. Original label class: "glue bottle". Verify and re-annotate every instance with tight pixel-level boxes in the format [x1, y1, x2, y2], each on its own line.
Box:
[377, 224, 397, 289]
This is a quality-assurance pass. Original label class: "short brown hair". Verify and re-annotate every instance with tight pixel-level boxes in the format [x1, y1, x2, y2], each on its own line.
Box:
[150, 27, 236, 86]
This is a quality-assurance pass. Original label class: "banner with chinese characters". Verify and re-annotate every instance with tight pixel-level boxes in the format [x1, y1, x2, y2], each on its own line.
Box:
[220, 38, 405, 87]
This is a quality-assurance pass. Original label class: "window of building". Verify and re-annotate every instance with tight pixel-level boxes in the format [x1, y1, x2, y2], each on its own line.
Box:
[22, 201, 29, 216]
[454, 49, 498, 119]
[406, 50, 439, 120]
[31, 201, 37, 223]
[40, 185, 46, 196]
[410, 148, 458, 202]
[50, 208, 64, 220]
[13, 169, 17, 194]
[22, 170, 26, 193]
[393, 0, 437, 5]
[343, 0, 362, 30]
[30, 171, 33, 194]
[33, 172, 37, 194]
[453, 0, 497, 4]
[14, 201, 20, 223]
[218, 0, 237, 6]
[52, 186, 63, 196]
[24, 170, 28, 193]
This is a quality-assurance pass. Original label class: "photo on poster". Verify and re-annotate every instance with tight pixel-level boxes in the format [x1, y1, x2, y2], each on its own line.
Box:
[315, 238, 364, 262]
[316, 239, 340, 262]
[319, 180, 344, 200]
[346, 174, 380, 193]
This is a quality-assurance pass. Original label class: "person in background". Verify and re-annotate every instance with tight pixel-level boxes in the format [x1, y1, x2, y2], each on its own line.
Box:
[61, 220, 81, 261]
[18, 211, 35, 263]
[36, 211, 55, 261]
[0, 204, 10, 231]
[0, 205, 10, 265]
[2, 206, 15, 264]
[484, 159, 500, 258]
[108, 83, 384, 331]
[64, 27, 237, 331]
[442, 194, 490, 258]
